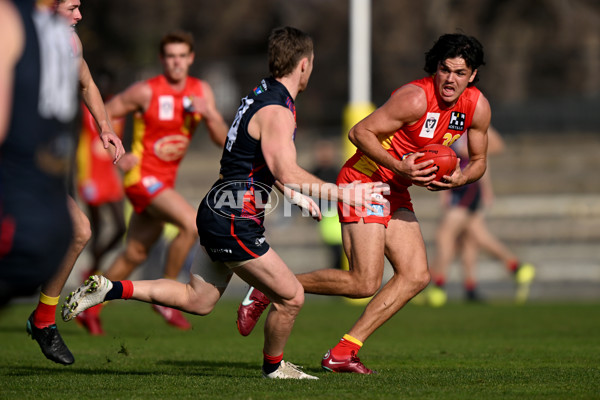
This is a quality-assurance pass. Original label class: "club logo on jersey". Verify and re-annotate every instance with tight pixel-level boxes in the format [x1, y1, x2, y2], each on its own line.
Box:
[448, 112, 466, 131]
[182, 96, 195, 112]
[158, 95, 175, 120]
[154, 135, 190, 161]
[419, 112, 440, 138]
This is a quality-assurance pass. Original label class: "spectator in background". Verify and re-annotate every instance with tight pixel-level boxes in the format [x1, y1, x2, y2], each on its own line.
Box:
[427, 126, 535, 306]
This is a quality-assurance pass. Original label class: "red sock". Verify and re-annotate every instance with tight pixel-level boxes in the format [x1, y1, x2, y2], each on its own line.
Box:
[464, 278, 477, 292]
[331, 334, 362, 358]
[434, 276, 446, 288]
[121, 280, 134, 299]
[33, 293, 59, 328]
[507, 260, 519, 273]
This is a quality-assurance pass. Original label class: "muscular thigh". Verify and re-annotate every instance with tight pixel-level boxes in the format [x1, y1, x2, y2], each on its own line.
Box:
[146, 188, 197, 230]
[232, 249, 301, 303]
[342, 220, 386, 279]
[384, 209, 428, 274]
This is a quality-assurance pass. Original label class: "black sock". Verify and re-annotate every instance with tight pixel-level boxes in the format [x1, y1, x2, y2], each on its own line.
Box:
[104, 281, 123, 301]
[262, 360, 281, 374]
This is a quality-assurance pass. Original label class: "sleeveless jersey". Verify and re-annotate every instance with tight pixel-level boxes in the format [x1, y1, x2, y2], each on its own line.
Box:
[0, 0, 78, 291]
[349, 76, 481, 187]
[124, 75, 204, 190]
[205, 77, 295, 225]
[76, 102, 124, 205]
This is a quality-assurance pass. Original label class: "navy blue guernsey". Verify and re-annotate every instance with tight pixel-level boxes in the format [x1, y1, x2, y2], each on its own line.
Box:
[0, 0, 78, 294]
[206, 77, 295, 224]
[220, 77, 295, 184]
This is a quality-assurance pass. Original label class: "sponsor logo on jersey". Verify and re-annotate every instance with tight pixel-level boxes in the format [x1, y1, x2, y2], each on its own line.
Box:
[419, 112, 439, 138]
[448, 112, 466, 131]
[142, 176, 163, 194]
[154, 135, 190, 161]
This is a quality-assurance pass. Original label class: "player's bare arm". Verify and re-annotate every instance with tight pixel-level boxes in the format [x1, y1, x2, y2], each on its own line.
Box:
[194, 81, 228, 147]
[349, 84, 437, 182]
[0, 0, 23, 144]
[429, 93, 491, 191]
[105, 81, 151, 170]
[257, 105, 385, 210]
[105, 81, 152, 120]
[255, 105, 330, 192]
[79, 57, 124, 163]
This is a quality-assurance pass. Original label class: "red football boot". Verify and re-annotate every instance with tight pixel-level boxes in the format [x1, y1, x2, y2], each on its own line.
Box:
[321, 349, 375, 374]
[236, 286, 271, 336]
[152, 304, 192, 330]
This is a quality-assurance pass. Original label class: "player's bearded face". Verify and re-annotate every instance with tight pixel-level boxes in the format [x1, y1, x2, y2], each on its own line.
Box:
[434, 57, 476, 106]
[161, 43, 194, 82]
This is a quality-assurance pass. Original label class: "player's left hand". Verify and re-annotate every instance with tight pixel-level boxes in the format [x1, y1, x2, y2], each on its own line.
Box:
[425, 158, 464, 191]
[99, 131, 125, 164]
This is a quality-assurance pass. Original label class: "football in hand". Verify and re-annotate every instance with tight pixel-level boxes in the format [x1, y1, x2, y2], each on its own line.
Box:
[414, 144, 457, 184]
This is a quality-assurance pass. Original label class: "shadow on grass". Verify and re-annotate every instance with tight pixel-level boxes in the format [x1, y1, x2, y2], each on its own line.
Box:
[0, 359, 260, 379]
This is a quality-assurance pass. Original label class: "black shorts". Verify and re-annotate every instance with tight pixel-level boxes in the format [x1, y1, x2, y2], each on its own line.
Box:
[196, 198, 270, 263]
[0, 189, 71, 305]
[450, 182, 482, 213]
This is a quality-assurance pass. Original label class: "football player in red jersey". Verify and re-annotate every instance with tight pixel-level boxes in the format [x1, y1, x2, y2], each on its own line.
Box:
[73, 30, 228, 333]
[237, 33, 492, 374]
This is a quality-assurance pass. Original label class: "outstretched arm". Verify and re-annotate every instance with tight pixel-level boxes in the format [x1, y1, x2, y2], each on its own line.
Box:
[257, 105, 385, 209]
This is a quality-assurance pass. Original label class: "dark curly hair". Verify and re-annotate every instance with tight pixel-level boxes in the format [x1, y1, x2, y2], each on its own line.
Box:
[424, 34, 485, 86]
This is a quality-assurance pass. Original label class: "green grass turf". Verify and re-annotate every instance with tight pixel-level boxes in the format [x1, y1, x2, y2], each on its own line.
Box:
[0, 299, 599, 399]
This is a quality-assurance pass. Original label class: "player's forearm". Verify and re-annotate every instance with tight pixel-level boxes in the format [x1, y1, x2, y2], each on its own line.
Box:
[82, 85, 113, 135]
[205, 118, 228, 147]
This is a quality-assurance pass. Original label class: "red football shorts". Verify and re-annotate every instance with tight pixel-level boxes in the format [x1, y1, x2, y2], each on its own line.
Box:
[336, 162, 414, 228]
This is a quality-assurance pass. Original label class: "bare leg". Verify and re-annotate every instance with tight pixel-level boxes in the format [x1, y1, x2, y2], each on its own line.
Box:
[346, 210, 430, 342]
[40, 196, 91, 297]
[467, 212, 518, 266]
[130, 273, 226, 316]
[143, 189, 198, 279]
[297, 220, 386, 298]
[104, 211, 163, 281]
[430, 206, 470, 284]
[88, 200, 126, 273]
[234, 249, 304, 358]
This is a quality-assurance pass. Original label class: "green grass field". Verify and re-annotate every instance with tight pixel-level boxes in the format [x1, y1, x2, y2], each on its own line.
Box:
[1, 299, 599, 399]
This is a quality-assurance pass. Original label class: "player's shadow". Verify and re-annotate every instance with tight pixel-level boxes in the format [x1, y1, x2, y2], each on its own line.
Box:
[158, 359, 258, 377]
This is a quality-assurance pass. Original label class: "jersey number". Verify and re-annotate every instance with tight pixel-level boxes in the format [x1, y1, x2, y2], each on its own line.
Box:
[226, 96, 254, 152]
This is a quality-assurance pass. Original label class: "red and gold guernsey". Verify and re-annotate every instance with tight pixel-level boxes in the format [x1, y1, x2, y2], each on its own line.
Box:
[337, 76, 481, 226]
[76, 102, 125, 206]
[349, 76, 481, 187]
[124, 75, 204, 212]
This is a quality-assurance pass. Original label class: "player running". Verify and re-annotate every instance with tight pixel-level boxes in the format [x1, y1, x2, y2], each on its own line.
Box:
[236, 33, 493, 374]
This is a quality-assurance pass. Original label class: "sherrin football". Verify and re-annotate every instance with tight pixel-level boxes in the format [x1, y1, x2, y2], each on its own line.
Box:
[415, 144, 457, 183]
